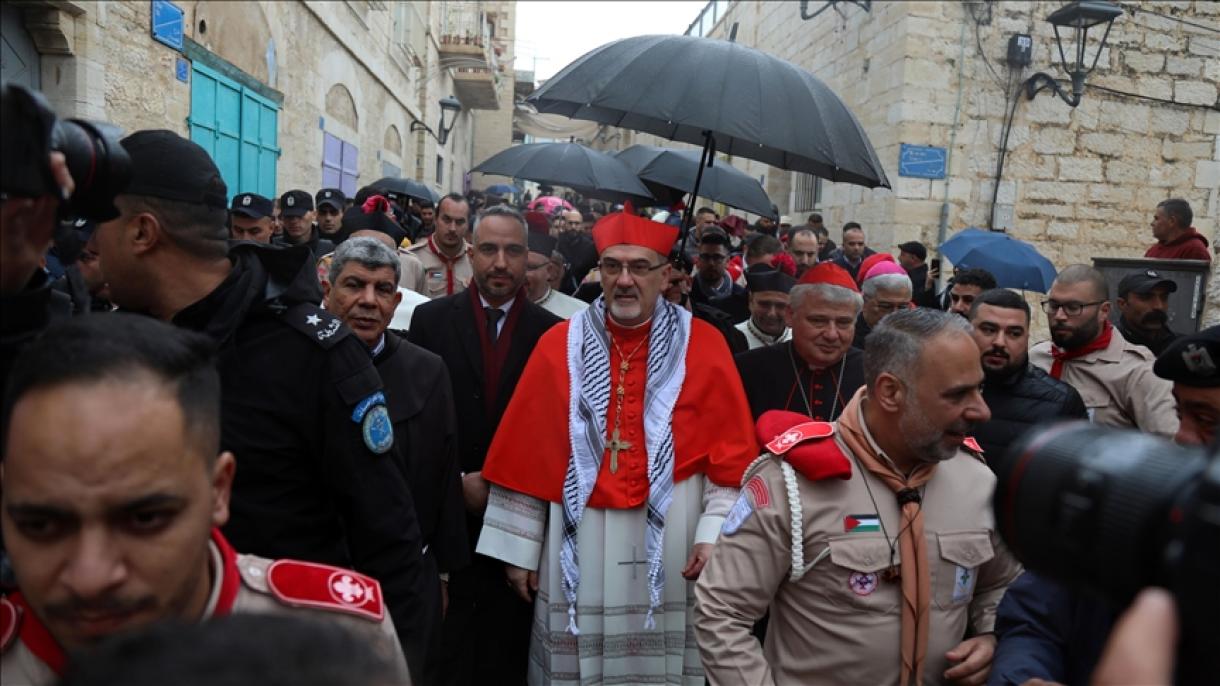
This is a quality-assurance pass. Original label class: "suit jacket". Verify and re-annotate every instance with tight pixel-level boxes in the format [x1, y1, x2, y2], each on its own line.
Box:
[407, 289, 561, 476]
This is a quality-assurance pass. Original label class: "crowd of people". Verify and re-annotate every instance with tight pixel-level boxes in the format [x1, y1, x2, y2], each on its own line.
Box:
[1, 82, 1218, 686]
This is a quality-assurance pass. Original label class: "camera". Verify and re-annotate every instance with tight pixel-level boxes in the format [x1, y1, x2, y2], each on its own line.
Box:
[994, 422, 1219, 683]
[1, 82, 130, 222]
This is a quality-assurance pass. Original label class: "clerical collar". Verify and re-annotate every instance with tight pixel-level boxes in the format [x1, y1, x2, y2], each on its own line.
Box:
[533, 287, 554, 306]
[369, 334, 386, 358]
[747, 318, 786, 345]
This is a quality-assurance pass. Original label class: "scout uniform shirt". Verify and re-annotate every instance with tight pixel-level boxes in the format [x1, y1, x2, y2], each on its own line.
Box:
[1, 530, 411, 686]
[398, 237, 473, 299]
[1029, 329, 1178, 437]
[694, 415, 1022, 685]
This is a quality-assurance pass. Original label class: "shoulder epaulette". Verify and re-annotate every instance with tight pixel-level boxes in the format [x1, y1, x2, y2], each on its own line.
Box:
[757, 410, 852, 482]
[241, 558, 385, 622]
[962, 436, 987, 463]
[1, 595, 21, 654]
[279, 302, 350, 350]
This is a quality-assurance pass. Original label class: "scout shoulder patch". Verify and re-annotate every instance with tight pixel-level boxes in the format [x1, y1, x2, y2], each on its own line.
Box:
[266, 560, 385, 622]
[722, 475, 772, 536]
[0, 596, 20, 653]
[352, 391, 394, 454]
[961, 436, 986, 463]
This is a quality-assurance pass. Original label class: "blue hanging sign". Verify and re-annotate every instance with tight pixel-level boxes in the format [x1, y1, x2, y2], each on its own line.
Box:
[898, 144, 946, 180]
[151, 1, 185, 51]
[175, 57, 189, 83]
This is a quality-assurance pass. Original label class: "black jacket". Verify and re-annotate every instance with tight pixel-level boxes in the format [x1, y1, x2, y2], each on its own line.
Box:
[976, 362, 1088, 469]
[407, 289, 561, 477]
[689, 275, 749, 324]
[274, 226, 335, 258]
[172, 243, 427, 672]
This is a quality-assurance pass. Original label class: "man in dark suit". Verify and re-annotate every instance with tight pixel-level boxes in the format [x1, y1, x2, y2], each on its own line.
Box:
[408, 205, 561, 686]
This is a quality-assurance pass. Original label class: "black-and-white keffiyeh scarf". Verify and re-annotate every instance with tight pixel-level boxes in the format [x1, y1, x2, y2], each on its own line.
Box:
[561, 294, 690, 634]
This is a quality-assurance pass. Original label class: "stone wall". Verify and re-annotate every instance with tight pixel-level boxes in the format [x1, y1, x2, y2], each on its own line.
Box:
[14, 0, 494, 198]
[609, 0, 1218, 328]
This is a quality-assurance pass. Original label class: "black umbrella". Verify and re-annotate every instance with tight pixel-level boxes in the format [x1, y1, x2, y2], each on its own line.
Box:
[528, 34, 890, 238]
[472, 143, 655, 205]
[369, 176, 438, 204]
[616, 145, 774, 218]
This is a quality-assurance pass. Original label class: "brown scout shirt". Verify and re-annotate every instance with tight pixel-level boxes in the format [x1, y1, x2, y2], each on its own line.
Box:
[1, 539, 411, 685]
[695, 431, 1021, 685]
[398, 238, 473, 299]
[1029, 329, 1178, 437]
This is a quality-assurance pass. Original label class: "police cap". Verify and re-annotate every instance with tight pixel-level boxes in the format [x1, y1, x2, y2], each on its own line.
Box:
[279, 189, 314, 217]
[1154, 326, 1220, 388]
[230, 192, 273, 219]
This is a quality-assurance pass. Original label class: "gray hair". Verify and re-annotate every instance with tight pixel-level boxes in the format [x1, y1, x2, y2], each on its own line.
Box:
[863, 308, 972, 391]
[789, 283, 863, 316]
[472, 204, 528, 244]
[328, 236, 402, 285]
[861, 273, 913, 299]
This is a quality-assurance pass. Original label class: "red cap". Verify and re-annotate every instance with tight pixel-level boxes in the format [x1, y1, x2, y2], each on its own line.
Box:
[797, 262, 860, 292]
[592, 203, 678, 256]
[856, 253, 896, 286]
[524, 211, 550, 235]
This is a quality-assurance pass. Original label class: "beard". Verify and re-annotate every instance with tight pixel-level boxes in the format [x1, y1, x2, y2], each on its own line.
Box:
[899, 397, 971, 464]
[1137, 309, 1168, 330]
[1050, 316, 1101, 349]
[980, 347, 1027, 381]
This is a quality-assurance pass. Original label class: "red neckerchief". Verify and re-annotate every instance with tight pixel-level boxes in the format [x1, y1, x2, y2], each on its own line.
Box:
[8, 528, 240, 677]
[1050, 320, 1113, 379]
[426, 236, 466, 295]
[470, 284, 525, 415]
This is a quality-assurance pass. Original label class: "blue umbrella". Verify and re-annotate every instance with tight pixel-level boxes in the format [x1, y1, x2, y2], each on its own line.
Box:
[939, 228, 1058, 293]
[485, 183, 522, 196]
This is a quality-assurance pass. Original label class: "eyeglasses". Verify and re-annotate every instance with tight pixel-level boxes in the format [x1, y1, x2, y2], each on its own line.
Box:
[1041, 300, 1105, 316]
[698, 253, 727, 263]
[872, 300, 909, 314]
[599, 258, 668, 277]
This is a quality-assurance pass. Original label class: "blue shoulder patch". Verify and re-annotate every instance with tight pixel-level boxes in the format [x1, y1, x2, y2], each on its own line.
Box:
[720, 492, 755, 537]
[353, 392, 393, 455]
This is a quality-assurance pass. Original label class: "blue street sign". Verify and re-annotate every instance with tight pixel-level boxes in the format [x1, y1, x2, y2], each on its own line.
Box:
[175, 57, 189, 83]
[151, 0, 184, 51]
[898, 144, 946, 180]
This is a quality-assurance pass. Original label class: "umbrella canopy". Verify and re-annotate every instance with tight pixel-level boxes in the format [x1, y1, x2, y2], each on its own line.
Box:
[473, 143, 655, 205]
[528, 34, 890, 189]
[369, 176, 438, 204]
[485, 183, 522, 196]
[527, 195, 575, 214]
[616, 145, 774, 218]
[939, 228, 1058, 293]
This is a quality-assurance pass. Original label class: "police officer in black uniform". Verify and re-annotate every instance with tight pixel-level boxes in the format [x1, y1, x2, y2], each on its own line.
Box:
[275, 189, 335, 257]
[91, 130, 428, 679]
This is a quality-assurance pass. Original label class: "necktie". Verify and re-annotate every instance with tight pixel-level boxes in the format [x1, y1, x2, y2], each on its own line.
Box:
[485, 307, 504, 343]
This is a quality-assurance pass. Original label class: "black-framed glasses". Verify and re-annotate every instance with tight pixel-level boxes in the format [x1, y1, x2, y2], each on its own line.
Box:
[599, 258, 668, 277]
[1041, 299, 1105, 316]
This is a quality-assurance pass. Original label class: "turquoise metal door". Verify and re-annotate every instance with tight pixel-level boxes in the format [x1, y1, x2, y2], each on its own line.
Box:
[189, 62, 279, 201]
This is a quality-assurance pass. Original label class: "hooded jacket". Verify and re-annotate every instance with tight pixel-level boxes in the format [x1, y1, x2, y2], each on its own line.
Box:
[1144, 227, 1212, 262]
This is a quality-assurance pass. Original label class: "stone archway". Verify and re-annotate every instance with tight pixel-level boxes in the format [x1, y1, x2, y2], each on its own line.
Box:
[326, 83, 359, 133]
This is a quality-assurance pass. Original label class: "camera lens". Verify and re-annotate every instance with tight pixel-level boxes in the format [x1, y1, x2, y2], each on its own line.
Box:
[994, 422, 1208, 600]
[50, 118, 131, 222]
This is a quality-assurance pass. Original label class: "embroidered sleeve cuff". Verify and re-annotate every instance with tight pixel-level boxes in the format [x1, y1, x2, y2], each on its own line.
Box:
[475, 485, 547, 570]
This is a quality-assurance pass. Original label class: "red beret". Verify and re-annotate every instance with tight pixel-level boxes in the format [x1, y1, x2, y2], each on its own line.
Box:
[755, 410, 851, 482]
[856, 253, 896, 286]
[592, 206, 677, 256]
[796, 262, 860, 292]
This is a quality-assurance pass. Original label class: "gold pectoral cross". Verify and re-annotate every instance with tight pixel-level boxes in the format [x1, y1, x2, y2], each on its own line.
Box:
[607, 427, 632, 474]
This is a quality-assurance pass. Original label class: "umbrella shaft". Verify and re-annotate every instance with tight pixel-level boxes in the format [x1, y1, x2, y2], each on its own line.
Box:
[678, 132, 715, 247]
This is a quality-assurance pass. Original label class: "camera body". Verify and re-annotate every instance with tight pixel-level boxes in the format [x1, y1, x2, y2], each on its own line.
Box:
[995, 423, 1219, 683]
[1, 82, 130, 221]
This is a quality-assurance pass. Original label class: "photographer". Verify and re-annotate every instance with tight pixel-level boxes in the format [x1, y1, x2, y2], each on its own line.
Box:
[988, 327, 1218, 685]
[1, 83, 128, 391]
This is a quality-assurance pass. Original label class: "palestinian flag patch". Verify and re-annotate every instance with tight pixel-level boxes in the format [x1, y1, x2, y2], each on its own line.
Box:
[843, 513, 881, 533]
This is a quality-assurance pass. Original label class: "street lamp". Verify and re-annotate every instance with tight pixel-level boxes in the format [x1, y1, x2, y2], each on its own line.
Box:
[411, 95, 464, 145]
[1025, 0, 1124, 107]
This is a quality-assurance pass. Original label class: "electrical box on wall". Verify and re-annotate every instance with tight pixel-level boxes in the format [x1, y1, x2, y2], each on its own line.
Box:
[1007, 34, 1032, 68]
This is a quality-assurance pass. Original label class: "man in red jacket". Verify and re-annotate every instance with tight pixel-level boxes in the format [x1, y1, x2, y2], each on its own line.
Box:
[1144, 198, 1211, 262]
